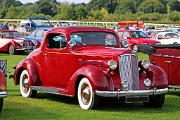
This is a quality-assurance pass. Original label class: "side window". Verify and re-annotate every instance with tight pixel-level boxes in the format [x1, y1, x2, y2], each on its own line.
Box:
[123, 32, 130, 38]
[117, 32, 123, 37]
[47, 33, 67, 49]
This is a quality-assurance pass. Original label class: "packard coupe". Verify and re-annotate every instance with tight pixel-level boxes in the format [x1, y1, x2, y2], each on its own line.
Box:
[14, 27, 168, 110]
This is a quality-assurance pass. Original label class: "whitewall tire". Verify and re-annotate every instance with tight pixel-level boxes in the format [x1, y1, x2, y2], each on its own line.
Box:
[20, 70, 37, 98]
[8, 44, 15, 55]
[77, 77, 99, 110]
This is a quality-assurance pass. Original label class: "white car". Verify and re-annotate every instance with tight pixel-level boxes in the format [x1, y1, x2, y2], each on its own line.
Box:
[156, 32, 180, 44]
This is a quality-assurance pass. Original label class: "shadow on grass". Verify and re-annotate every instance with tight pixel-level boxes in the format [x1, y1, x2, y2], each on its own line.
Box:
[168, 89, 180, 97]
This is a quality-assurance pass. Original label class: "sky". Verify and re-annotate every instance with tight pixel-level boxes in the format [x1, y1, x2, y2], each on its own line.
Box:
[19, 0, 90, 4]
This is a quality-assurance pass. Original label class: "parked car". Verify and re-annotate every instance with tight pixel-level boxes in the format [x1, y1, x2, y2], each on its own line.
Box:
[115, 29, 160, 52]
[0, 60, 7, 112]
[149, 44, 180, 88]
[0, 30, 35, 54]
[14, 27, 168, 110]
[165, 28, 180, 36]
[156, 32, 180, 44]
[26, 27, 51, 48]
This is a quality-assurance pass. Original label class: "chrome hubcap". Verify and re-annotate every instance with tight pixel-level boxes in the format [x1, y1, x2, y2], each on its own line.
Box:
[9, 45, 14, 54]
[81, 84, 91, 105]
[22, 75, 29, 93]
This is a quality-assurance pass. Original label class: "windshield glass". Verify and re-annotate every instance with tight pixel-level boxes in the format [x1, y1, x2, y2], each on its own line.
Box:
[70, 32, 117, 46]
[130, 31, 149, 38]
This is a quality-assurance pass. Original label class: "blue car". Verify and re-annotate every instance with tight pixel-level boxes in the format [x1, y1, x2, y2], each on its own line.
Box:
[26, 27, 51, 48]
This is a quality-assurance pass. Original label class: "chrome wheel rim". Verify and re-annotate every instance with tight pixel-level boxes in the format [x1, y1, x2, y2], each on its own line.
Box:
[9, 45, 14, 54]
[81, 83, 91, 105]
[22, 74, 29, 94]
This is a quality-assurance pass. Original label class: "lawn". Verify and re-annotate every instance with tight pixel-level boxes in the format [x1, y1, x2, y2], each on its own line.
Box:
[0, 53, 180, 120]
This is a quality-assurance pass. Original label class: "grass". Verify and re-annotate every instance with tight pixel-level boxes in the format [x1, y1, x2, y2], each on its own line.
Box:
[0, 53, 180, 120]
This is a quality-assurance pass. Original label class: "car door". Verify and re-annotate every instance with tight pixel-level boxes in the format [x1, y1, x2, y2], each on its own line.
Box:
[42, 32, 75, 89]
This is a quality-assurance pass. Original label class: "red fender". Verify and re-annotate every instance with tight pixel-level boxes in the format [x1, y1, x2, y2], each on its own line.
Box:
[0, 70, 6, 90]
[66, 65, 109, 96]
[147, 65, 168, 89]
[14, 58, 41, 86]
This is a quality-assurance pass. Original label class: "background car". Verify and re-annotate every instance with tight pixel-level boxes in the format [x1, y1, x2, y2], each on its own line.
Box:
[156, 32, 180, 44]
[14, 27, 168, 110]
[115, 29, 160, 52]
[26, 27, 51, 48]
[149, 44, 180, 88]
[0, 30, 35, 54]
[0, 60, 7, 112]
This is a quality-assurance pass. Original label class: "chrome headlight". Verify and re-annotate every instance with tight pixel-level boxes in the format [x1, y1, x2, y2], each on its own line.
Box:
[108, 60, 117, 70]
[141, 59, 151, 69]
[144, 78, 151, 87]
[122, 80, 129, 90]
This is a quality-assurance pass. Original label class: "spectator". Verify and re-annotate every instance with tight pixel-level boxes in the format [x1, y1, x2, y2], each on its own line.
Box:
[2, 22, 9, 30]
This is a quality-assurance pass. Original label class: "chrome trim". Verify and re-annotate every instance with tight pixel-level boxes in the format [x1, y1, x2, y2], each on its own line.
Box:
[169, 85, 180, 89]
[0, 91, 7, 98]
[95, 88, 168, 97]
[0, 60, 7, 75]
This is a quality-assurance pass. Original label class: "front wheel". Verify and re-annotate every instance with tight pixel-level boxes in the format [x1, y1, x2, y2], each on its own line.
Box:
[20, 70, 37, 98]
[144, 94, 165, 108]
[77, 78, 99, 110]
[0, 99, 3, 112]
[8, 44, 15, 54]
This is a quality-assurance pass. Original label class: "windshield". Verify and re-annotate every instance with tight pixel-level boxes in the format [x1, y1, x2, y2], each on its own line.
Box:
[70, 32, 117, 46]
[130, 31, 149, 38]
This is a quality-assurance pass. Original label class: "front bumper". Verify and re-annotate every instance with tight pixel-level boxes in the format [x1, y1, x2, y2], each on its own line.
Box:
[95, 88, 168, 97]
[0, 91, 7, 98]
[16, 46, 35, 51]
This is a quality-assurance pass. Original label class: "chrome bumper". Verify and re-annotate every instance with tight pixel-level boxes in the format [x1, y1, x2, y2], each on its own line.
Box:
[16, 46, 34, 51]
[0, 91, 7, 98]
[95, 88, 168, 97]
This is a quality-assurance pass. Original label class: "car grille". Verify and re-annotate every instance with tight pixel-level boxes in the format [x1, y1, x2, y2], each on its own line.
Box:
[119, 54, 139, 90]
[0, 60, 7, 74]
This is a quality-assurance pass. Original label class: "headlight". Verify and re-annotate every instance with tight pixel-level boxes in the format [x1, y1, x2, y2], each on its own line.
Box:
[141, 59, 151, 69]
[108, 60, 117, 70]
[122, 80, 129, 90]
[144, 78, 151, 87]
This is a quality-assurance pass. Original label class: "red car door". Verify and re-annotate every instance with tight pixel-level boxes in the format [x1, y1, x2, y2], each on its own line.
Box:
[42, 33, 75, 89]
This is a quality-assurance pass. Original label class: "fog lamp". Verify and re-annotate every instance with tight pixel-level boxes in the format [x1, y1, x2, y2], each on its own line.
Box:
[144, 78, 151, 87]
[108, 60, 117, 70]
[141, 60, 151, 69]
[122, 80, 129, 89]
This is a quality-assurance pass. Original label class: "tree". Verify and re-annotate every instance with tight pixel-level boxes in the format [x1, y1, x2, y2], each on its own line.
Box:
[138, 0, 166, 13]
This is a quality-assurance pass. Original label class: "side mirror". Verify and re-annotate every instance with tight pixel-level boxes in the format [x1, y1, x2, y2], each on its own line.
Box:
[68, 40, 76, 48]
[139, 44, 155, 56]
[121, 39, 129, 48]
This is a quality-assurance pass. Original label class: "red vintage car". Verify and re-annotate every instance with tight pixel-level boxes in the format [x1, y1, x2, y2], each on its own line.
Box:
[115, 29, 160, 53]
[0, 30, 35, 54]
[150, 44, 180, 88]
[14, 27, 168, 110]
[0, 60, 7, 112]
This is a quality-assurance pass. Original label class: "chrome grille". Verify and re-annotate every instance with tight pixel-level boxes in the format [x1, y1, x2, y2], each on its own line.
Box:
[119, 54, 139, 90]
[0, 60, 7, 75]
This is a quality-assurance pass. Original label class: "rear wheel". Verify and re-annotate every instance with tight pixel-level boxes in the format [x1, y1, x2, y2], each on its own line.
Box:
[77, 77, 99, 110]
[144, 94, 165, 108]
[0, 99, 3, 113]
[20, 70, 37, 98]
[8, 44, 15, 55]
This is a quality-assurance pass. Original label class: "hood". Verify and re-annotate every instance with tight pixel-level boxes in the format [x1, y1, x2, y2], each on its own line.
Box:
[133, 38, 159, 44]
[73, 46, 131, 58]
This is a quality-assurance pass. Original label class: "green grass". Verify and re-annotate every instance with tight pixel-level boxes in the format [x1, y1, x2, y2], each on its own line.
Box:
[0, 53, 180, 120]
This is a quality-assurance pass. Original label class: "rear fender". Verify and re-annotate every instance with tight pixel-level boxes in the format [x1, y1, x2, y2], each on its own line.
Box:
[67, 65, 109, 96]
[14, 58, 41, 86]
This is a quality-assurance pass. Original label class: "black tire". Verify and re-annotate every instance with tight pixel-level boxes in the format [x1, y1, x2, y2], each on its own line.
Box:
[0, 99, 3, 113]
[144, 94, 165, 108]
[77, 77, 99, 110]
[8, 44, 15, 55]
[20, 70, 37, 98]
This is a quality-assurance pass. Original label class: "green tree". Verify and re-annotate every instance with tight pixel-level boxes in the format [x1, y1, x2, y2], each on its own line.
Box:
[138, 0, 166, 13]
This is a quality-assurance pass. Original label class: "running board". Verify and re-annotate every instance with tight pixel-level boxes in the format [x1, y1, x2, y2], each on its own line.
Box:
[31, 86, 64, 94]
[169, 85, 180, 89]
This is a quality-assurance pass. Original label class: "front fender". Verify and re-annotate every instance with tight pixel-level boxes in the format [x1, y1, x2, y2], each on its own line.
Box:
[67, 65, 109, 96]
[14, 58, 41, 86]
[147, 65, 168, 89]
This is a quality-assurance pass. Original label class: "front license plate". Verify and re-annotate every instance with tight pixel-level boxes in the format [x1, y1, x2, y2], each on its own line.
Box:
[125, 96, 149, 103]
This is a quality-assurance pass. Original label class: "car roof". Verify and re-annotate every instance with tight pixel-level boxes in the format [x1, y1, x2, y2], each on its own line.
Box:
[49, 26, 116, 34]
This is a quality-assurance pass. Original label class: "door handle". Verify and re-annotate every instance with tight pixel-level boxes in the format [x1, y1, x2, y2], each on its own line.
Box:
[164, 61, 172, 64]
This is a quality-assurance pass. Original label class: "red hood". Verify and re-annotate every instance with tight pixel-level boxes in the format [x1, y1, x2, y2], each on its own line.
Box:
[73, 46, 131, 57]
